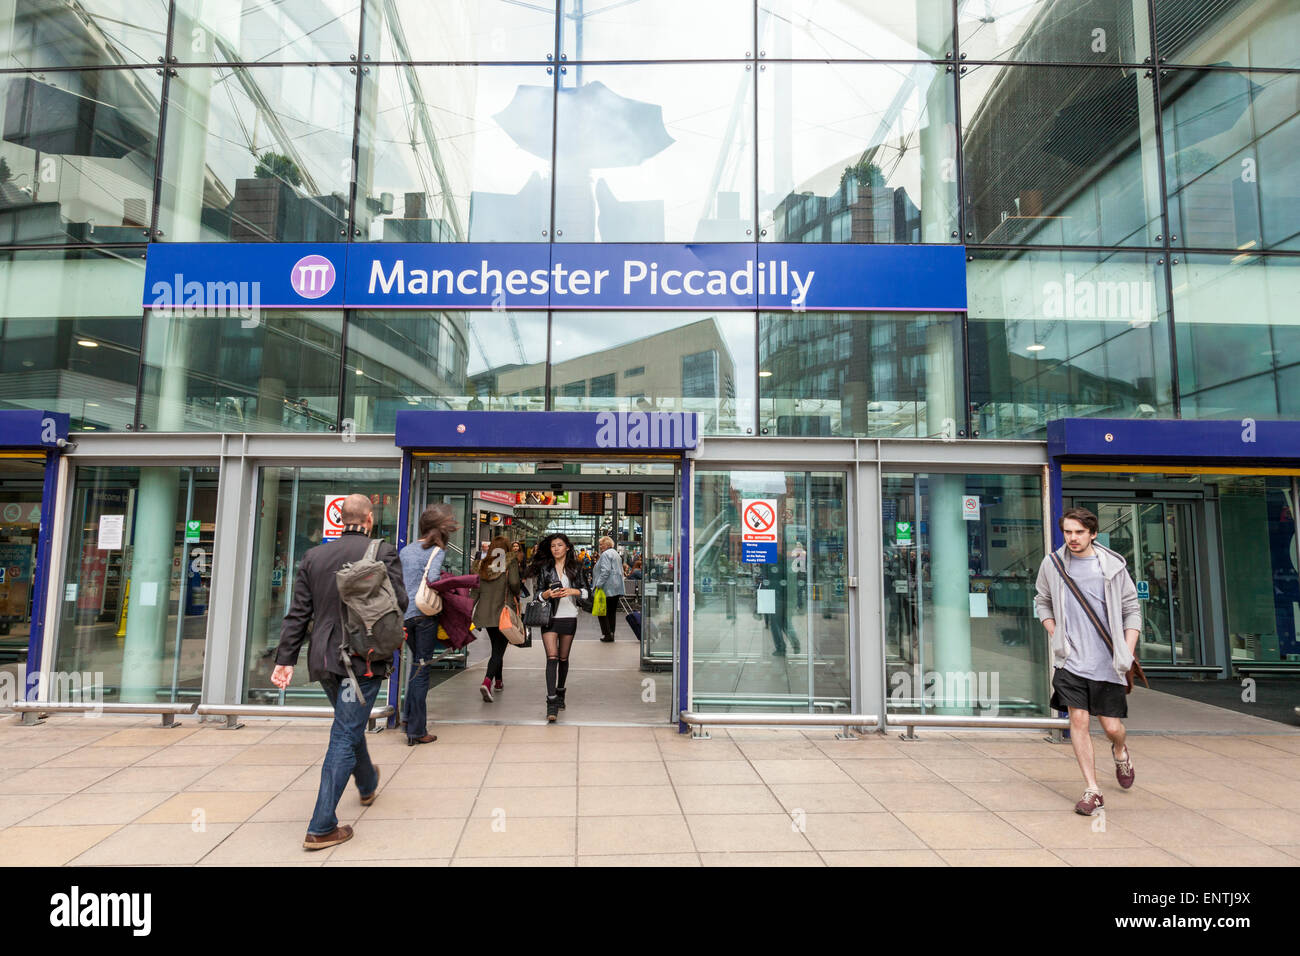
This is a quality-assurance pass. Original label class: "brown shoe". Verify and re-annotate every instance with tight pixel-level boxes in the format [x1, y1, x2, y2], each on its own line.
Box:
[1074, 789, 1104, 816]
[303, 825, 353, 850]
[360, 767, 380, 806]
[1113, 746, 1135, 789]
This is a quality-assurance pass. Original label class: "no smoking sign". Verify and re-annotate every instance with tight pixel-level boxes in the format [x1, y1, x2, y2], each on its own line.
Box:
[741, 498, 778, 564]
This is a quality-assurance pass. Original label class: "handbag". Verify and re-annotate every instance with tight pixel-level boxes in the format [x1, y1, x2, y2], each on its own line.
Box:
[1050, 553, 1149, 695]
[414, 546, 443, 617]
[499, 600, 526, 645]
[522, 596, 551, 629]
[592, 588, 607, 616]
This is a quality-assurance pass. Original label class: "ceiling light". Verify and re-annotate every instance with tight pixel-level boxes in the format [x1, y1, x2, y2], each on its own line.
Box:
[758, 370, 773, 377]
[1026, 344, 1045, 352]
[77, 339, 98, 348]
[355, 368, 364, 375]
[86, 402, 99, 407]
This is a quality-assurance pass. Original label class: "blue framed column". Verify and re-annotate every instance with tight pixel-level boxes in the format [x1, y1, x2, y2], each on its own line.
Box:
[677, 456, 692, 732]
[387, 448, 415, 726]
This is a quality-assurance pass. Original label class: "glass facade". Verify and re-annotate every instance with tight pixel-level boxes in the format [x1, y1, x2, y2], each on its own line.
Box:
[1, 2, 1298, 717]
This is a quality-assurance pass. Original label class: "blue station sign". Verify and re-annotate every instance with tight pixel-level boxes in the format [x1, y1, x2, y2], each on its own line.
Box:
[144, 242, 968, 312]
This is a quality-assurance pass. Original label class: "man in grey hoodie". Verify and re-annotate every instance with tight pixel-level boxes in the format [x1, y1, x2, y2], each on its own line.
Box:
[1034, 507, 1141, 816]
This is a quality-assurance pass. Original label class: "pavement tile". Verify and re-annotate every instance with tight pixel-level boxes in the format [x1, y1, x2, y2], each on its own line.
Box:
[1051, 847, 1190, 866]
[200, 821, 348, 864]
[750, 759, 852, 784]
[577, 741, 662, 762]
[861, 782, 985, 812]
[834, 759, 942, 784]
[686, 813, 814, 853]
[451, 856, 575, 866]
[493, 742, 579, 763]
[402, 743, 496, 765]
[1220, 772, 1300, 809]
[471, 787, 577, 818]
[578, 726, 658, 742]
[1201, 808, 1300, 845]
[223, 743, 328, 766]
[1166, 844, 1300, 866]
[956, 780, 1084, 812]
[88, 765, 211, 793]
[419, 724, 503, 744]
[910, 758, 1030, 782]
[364, 787, 478, 819]
[0, 824, 121, 865]
[186, 763, 306, 792]
[38, 746, 156, 768]
[135, 745, 249, 767]
[23, 791, 171, 826]
[1246, 735, 1300, 755]
[0, 766, 119, 794]
[1140, 780, 1276, 810]
[699, 851, 823, 866]
[0, 745, 81, 769]
[657, 740, 744, 761]
[996, 810, 1150, 848]
[579, 761, 670, 786]
[1170, 736, 1291, 760]
[579, 853, 701, 866]
[998, 758, 1092, 782]
[1042, 781, 1179, 810]
[894, 811, 1039, 850]
[72, 823, 238, 866]
[580, 814, 694, 855]
[665, 760, 762, 786]
[501, 725, 578, 743]
[963, 740, 1072, 759]
[137, 791, 277, 824]
[578, 785, 681, 816]
[1096, 808, 1260, 846]
[389, 763, 489, 789]
[732, 739, 829, 761]
[1240, 757, 1300, 780]
[812, 738, 917, 760]
[249, 790, 357, 824]
[457, 816, 576, 858]
[326, 859, 450, 867]
[326, 818, 467, 861]
[938, 848, 1069, 866]
[799, 812, 929, 852]
[0, 793, 68, 827]
[820, 849, 947, 866]
[768, 783, 885, 814]
[675, 785, 785, 814]
[482, 761, 577, 788]
[90, 728, 199, 747]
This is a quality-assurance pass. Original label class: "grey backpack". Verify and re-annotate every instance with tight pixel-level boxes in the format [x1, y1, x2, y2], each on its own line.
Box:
[335, 539, 405, 696]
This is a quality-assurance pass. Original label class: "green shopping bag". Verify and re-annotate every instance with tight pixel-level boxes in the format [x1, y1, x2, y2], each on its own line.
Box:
[592, 588, 607, 616]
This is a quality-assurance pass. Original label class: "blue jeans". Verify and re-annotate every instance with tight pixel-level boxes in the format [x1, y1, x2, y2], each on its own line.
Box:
[308, 673, 382, 836]
[403, 615, 439, 738]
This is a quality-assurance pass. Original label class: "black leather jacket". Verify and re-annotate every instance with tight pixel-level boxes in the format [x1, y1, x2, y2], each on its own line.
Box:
[532, 561, 592, 616]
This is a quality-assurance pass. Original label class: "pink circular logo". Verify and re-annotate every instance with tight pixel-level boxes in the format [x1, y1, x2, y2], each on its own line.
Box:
[290, 255, 336, 299]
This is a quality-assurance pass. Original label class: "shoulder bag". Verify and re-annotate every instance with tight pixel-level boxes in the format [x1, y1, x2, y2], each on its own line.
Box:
[1050, 552, 1149, 694]
[414, 546, 444, 617]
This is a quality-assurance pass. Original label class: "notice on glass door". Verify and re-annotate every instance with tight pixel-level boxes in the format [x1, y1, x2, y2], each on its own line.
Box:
[97, 514, 124, 550]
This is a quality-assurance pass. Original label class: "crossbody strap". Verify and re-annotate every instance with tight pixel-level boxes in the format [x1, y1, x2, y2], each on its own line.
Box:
[1050, 552, 1115, 653]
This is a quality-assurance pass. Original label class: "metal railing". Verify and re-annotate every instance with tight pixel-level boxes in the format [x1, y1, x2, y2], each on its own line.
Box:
[7, 701, 393, 732]
[10, 701, 197, 728]
[679, 710, 1069, 740]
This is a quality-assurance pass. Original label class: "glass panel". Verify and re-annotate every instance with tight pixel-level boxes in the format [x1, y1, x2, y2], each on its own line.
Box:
[759, 63, 958, 243]
[884, 472, 1048, 716]
[642, 493, 676, 668]
[961, 64, 1163, 245]
[53, 465, 218, 703]
[759, 311, 963, 437]
[243, 465, 400, 703]
[968, 249, 1174, 439]
[0, 69, 161, 244]
[692, 469, 850, 713]
[1163, 69, 1298, 252]
[140, 309, 343, 432]
[549, 311, 756, 435]
[0, 0, 167, 69]
[1218, 476, 1299, 664]
[1154, 0, 1300, 70]
[174, 0, 361, 64]
[157, 65, 355, 242]
[553, 64, 754, 242]
[561, 0, 750, 60]
[0, 248, 143, 431]
[356, 65, 553, 242]
[957, 0, 1149, 63]
[0, 457, 43, 662]
[761, 0, 952, 60]
[1171, 254, 1299, 420]
[365, 0, 556, 62]
[344, 311, 547, 431]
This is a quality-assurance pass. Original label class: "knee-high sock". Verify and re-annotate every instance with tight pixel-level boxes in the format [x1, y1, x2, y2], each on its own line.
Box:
[546, 658, 559, 698]
[557, 659, 570, 691]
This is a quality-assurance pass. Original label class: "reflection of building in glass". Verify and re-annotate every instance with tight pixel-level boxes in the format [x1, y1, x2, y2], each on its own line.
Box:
[482, 317, 736, 431]
[771, 162, 920, 243]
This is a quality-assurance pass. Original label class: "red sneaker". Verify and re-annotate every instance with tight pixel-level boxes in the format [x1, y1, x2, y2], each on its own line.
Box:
[494, 678, 504, 692]
[1074, 789, 1104, 815]
[1113, 745, 1135, 789]
[479, 679, 494, 702]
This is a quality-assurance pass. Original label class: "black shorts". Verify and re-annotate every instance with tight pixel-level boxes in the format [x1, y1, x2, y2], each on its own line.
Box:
[1050, 667, 1128, 719]
[547, 617, 578, 636]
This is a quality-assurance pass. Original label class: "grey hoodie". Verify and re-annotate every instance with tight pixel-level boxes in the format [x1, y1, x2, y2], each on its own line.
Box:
[1034, 542, 1141, 683]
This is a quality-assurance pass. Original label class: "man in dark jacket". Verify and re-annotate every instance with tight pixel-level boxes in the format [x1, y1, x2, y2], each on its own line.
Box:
[271, 493, 407, 850]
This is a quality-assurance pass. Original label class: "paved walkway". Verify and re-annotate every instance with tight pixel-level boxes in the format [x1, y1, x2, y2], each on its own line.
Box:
[2, 712, 1298, 866]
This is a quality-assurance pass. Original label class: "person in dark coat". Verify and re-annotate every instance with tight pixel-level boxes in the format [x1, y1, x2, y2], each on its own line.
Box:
[470, 535, 522, 702]
[272, 493, 406, 851]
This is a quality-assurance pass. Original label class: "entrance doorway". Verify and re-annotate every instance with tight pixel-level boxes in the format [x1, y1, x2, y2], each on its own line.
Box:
[408, 458, 679, 725]
[1066, 494, 1206, 666]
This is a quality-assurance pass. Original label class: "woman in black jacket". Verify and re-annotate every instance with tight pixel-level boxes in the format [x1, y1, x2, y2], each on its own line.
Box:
[529, 532, 591, 722]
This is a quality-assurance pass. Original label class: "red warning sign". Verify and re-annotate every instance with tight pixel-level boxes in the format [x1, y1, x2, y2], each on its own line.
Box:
[742, 499, 778, 542]
[323, 494, 347, 539]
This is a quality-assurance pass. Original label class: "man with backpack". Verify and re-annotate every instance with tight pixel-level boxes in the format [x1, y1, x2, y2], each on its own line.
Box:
[271, 493, 407, 850]
[1035, 506, 1144, 817]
